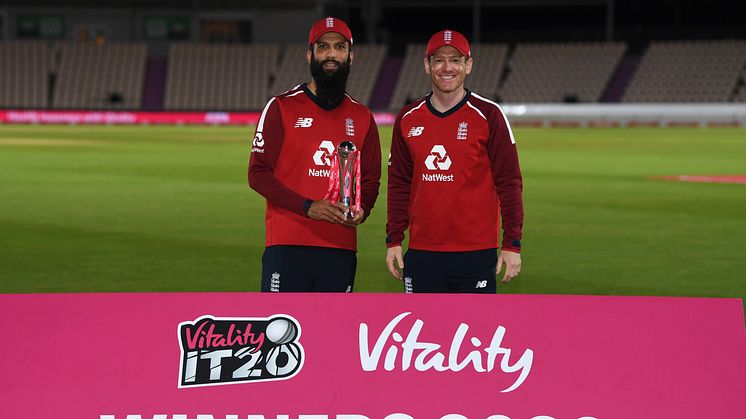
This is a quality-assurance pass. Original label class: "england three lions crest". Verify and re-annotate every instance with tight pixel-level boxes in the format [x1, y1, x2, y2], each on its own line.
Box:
[345, 118, 355, 136]
[456, 122, 468, 140]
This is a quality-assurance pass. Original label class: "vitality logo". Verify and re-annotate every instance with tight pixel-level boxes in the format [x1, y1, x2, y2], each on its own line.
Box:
[177, 315, 304, 388]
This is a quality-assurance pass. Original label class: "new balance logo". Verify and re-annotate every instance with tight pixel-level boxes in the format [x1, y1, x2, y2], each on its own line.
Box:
[312, 140, 335, 166]
[424, 145, 452, 170]
[294, 117, 313, 128]
[475, 280, 487, 289]
[407, 126, 424, 137]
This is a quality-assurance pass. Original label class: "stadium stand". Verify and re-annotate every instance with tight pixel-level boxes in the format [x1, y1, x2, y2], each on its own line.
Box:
[53, 42, 147, 109]
[346, 44, 386, 105]
[5, 38, 746, 112]
[734, 69, 746, 102]
[388, 43, 509, 111]
[467, 44, 510, 102]
[499, 42, 625, 103]
[623, 40, 746, 102]
[164, 43, 278, 110]
[270, 43, 386, 105]
[388, 43, 428, 111]
[271, 44, 309, 96]
[0, 41, 51, 108]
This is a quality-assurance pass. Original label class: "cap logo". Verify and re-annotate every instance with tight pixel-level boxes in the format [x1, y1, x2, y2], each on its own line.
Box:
[444, 30, 452, 44]
[326, 17, 334, 28]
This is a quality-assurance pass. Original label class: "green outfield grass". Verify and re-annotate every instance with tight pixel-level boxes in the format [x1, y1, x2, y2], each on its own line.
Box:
[1, 125, 745, 304]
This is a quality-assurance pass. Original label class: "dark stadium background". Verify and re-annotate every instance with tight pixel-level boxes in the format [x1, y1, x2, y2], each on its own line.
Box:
[2, 0, 745, 64]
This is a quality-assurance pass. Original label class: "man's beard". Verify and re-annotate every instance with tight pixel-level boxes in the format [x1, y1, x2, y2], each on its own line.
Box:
[309, 56, 351, 106]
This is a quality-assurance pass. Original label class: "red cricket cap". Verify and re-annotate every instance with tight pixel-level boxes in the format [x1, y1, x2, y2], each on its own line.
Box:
[308, 17, 353, 47]
[426, 29, 471, 58]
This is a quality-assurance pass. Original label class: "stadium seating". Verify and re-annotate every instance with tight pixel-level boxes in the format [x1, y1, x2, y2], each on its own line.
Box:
[270, 43, 386, 106]
[499, 42, 626, 103]
[5, 38, 746, 111]
[164, 43, 278, 110]
[623, 40, 746, 102]
[0, 41, 51, 108]
[388, 43, 429, 111]
[734, 69, 746, 102]
[53, 42, 147, 109]
[347, 44, 387, 105]
[467, 44, 510, 102]
[388, 43, 509, 111]
[271, 44, 309, 96]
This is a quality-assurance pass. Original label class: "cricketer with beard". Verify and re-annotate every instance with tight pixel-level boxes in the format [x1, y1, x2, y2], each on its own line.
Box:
[248, 17, 382, 292]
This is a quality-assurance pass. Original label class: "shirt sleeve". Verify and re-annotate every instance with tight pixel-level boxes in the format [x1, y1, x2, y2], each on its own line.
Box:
[385, 114, 413, 247]
[359, 113, 382, 220]
[248, 98, 311, 216]
[487, 107, 524, 253]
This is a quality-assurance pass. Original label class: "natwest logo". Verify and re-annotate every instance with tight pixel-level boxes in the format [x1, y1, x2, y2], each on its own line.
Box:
[422, 172, 454, 182]
[424, 145, 452, 170]
[251, 132, 265, 154]
[309, 140, 334, 177]
[313, 140, 335, 166]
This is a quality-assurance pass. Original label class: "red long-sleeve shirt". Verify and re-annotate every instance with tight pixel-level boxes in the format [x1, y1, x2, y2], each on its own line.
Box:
[248, 84, 381, 251]
[386, 91, 523, 253]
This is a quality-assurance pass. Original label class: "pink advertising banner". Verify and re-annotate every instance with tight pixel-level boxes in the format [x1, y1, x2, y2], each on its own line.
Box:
[0, 293, 744, 419]
[0, 110, 397, 126]
[0, 110, 260, 125]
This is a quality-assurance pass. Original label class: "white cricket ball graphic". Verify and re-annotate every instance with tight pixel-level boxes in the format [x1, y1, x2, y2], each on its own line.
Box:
[265, 318, 297, 344]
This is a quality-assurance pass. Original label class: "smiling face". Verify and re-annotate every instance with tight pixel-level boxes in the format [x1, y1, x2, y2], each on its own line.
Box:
[307, 31, 353, 74]
[306, 31, 353, 104]
[424, 45, 473, 94]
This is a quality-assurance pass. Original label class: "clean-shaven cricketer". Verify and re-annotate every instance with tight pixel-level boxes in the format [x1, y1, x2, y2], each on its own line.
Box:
[386, 29, 523, 293]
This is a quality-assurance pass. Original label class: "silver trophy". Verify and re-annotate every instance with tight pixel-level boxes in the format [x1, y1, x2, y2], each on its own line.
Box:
[337, 141, 357, 219]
